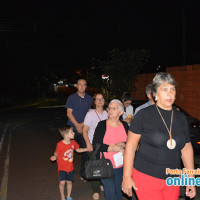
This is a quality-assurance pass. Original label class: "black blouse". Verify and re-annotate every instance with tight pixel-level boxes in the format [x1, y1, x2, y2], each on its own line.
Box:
[129, 104, 190, 179]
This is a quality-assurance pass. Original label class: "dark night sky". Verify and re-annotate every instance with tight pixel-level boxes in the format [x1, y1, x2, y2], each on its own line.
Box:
[0, 0, 200, 84]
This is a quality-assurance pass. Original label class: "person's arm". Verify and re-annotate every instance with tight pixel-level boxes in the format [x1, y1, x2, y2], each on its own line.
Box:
[82, 125, 93, 151]
[67, 108, 83, 133]
[122, 131, 141, 197]
[109, 121, 129, 155]
[115, 142, 126, 148]
[181, 142, 196, 199]
[109, 143, 125, 155]
[76, 147, 88, 153]
[50, 152, 58, 161]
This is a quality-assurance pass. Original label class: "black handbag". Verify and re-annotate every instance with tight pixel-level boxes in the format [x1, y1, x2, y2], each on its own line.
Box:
[85, 144, 113, 179]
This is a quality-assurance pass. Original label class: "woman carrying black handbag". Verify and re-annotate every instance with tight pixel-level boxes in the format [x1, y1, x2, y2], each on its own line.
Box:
[93, 99, 129, 200]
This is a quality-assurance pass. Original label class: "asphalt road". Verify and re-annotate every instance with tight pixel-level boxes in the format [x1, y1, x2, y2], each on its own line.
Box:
[0, 107, 199, 200]
[0, 107, 111, 200]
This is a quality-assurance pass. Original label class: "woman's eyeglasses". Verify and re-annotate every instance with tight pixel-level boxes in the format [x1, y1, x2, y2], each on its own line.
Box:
[95, 98, 104, 102]
[107, 107, 119, 111]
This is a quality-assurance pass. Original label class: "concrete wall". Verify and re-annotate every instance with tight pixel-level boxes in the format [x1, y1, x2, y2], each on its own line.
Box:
[131, 64, 200, 120]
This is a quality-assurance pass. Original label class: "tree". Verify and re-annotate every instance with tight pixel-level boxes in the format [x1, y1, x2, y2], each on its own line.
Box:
[87, 66, 104, 95]
[100, 48, 150, 99]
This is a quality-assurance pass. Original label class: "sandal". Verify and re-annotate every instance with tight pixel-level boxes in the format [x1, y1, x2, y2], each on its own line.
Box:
[93, 193, 99, 200]
[100, 185, 104, 191]
[67, 198, 73, 200]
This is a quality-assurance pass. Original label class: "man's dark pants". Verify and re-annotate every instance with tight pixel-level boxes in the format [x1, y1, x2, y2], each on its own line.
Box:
[74, 130, 89, 179]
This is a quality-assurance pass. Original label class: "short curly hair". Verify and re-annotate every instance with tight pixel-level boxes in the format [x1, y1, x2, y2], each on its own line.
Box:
[151, 72, 177, 97]
[109, 99, 124, 112]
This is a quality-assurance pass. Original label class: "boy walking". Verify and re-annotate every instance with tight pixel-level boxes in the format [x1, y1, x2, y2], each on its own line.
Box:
[50, 125, 88, 200]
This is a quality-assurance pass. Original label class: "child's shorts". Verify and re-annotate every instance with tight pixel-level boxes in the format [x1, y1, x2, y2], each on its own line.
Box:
[59, 170, 74, 182]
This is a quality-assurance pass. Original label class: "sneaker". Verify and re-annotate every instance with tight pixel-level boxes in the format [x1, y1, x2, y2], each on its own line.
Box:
[80, 177, 87, 182]
[66, 197, 73, 200]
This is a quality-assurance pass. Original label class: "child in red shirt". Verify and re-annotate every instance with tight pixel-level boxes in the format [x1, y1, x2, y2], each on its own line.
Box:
[50, 125, 88, 200]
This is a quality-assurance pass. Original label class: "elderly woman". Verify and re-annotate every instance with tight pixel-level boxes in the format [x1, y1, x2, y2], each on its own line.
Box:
[93, 99, 129, 200]
[83, 93, 108, 200]
[122, 72, 196, 200]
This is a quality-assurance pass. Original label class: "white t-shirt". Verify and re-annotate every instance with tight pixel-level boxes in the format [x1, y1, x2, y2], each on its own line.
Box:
[84, 109, 108, 144]
[122, 105, 134, 120]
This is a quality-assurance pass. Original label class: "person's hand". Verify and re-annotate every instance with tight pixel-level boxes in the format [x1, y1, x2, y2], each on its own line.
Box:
[123, 117, 132, 124]
[87, 143, 93, 152]
[113, 145, 125, 155]
[50, 156, 57, 161]
[115, 142, 126, 149]
[119, 147, 125, 155]
[76, 123, 83, 133]
[122, 176, 137, 197]
[186, 185, 196, 199]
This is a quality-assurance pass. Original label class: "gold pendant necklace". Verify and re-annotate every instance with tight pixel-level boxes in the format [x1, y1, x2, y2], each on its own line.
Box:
[156, 105, 176, 149]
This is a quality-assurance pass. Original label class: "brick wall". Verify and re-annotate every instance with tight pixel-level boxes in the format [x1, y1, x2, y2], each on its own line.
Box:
[131, 64, 200, 120]
[131, 73, 156, 100]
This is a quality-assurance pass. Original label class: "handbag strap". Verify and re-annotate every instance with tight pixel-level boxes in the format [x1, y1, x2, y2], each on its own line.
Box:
[94, 109, 102, 121]
[91, 143, 106, 160]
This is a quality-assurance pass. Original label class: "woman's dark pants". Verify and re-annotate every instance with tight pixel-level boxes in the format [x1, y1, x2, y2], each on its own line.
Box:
[101, 167, 123, 200]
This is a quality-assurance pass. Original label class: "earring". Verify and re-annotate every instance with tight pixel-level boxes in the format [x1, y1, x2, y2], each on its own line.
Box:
[155, 96, 158, 101]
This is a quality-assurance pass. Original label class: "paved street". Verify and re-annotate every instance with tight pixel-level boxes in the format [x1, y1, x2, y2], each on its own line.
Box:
[0, 107, 199, 200]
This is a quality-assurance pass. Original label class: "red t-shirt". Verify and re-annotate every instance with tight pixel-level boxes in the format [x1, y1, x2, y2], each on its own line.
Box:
[55, 140, 79, 172]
